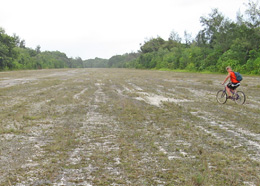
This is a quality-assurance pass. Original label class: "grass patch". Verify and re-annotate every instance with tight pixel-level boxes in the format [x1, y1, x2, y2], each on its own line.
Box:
[0, 68, 260, 185]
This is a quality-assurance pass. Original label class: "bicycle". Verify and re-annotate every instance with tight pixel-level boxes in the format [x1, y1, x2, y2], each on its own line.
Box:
[216, 84, 246, 105]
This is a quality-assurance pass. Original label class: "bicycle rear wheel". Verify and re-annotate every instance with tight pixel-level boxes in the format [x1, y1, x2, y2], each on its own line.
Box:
[216, 90, 227, 104]
[234, 91, 246, 105]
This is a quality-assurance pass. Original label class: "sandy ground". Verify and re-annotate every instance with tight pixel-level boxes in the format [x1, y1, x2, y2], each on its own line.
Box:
[0, 69, 259, 185]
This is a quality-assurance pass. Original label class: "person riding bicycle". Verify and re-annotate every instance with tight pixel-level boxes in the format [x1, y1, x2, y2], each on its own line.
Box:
[222, 66, 240, 98]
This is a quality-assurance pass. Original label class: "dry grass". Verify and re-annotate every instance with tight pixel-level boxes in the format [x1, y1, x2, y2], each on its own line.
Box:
[0, 68, 259, 186]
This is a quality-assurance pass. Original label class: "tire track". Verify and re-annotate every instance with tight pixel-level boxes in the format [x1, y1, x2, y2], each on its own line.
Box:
[54, 80, 122, 185]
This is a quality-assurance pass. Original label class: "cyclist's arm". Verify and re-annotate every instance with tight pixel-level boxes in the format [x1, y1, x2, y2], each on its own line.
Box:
[222, 74, 230, 85]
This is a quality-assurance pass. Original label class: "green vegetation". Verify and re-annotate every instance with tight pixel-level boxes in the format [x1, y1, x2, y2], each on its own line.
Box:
[1, 0, 260, 74]
[130, 1, 260, 74]
[0, 28, 85, 70]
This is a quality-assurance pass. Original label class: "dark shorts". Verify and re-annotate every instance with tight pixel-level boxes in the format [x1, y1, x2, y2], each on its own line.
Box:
[227, 82, 240, 90]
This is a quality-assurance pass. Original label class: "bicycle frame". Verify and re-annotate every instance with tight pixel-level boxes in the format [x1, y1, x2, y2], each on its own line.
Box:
[216, 84, 246, 105]
[224, 83, 238, 95]
[224, 86, 237, 100]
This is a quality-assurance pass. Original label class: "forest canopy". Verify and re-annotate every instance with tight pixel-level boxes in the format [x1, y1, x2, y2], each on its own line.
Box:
[1, 0, 260, 74]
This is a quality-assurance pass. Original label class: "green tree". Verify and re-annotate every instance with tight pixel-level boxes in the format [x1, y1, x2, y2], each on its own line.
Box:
[0, 28, 17, 70]
[199, 8, 225, 47]
[140, 37, 165, 53]
[245, 0, 260, 28]
[35, 45, 41, 54]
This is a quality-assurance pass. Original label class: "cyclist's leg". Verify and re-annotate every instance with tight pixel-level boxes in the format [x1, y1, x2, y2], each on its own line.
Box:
[226, 83, 232, 97]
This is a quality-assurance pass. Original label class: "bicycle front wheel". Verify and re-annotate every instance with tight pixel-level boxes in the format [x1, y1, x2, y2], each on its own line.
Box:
[235, 91, 246, 105]
[216, 90, 227, 104]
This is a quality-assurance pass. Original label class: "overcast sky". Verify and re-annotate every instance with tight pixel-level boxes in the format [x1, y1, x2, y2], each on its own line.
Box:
[0, 0, 248, 59]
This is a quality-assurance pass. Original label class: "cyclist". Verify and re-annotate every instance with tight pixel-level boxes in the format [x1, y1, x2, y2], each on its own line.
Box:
[222, 66, 240, 98]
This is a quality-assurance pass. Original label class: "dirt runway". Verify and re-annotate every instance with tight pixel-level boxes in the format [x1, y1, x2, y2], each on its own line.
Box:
[0, 69, 259, 185]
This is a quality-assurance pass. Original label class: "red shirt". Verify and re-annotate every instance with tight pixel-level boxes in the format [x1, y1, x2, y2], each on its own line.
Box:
[229, 71, 239, 83]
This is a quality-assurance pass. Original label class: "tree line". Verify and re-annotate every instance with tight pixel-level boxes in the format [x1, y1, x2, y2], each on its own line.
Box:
[128, 0, 260, 74]
[0, 28, 84, 70]
[1, 0, 260, 74]
[0, 26, 139, 70]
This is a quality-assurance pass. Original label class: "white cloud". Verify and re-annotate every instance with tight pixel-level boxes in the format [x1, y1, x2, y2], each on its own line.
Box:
[0, 0, 248, 59]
